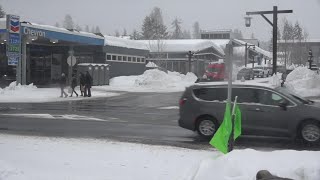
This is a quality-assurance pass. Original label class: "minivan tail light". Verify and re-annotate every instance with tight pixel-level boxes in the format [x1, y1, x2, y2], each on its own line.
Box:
[179, 98, 187, 106]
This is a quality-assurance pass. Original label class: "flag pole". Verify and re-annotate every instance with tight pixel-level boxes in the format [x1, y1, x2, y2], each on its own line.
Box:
[226, 40, 234, 152]
[228, 96, 238, 152]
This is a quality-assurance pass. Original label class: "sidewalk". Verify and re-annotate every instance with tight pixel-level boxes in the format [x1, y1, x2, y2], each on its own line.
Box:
[0, 83, 121, 103]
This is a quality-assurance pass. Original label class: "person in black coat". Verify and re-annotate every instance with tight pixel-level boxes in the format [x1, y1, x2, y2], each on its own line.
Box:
[69, 74, 78, 97]
[84, 71, 93, 97]
[79, 72, 85, 96]
[59, 73, 68, 98]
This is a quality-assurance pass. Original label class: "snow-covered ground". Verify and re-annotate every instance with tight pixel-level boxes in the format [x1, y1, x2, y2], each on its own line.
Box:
[0, 82, 120, 103]
[0, 134, 319, 180]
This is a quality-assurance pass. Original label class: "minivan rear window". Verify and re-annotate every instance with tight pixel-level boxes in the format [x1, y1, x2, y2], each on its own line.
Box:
[193, 88, 227, 101]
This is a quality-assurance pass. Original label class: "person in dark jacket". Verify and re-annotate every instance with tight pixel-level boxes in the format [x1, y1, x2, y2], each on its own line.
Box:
[79, 72, 85, 96]
[84, 71, 93, 97]
[59, 73, 68, 98]
[69, 74, 78, 97]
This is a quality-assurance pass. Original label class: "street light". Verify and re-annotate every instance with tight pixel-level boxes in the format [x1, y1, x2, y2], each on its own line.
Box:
[244, 16, 252, 27]
[186, 51, 194, 72]
[245, 6, 293, 74]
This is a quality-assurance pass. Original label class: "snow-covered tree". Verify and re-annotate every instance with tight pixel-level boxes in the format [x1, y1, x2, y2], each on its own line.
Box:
[131, 29, 141, 40]
[115, 30, 120, 37]
[63, 14, 74, 29]
[54, 22, 60, 28]
[0, 5, 5, 18]
[85, 25, 90, 32]
[171, 17, 183, 39]
[75, 24, 82, 31]
[192, 21, 200, 39]
[182, 30, 191, 39]
[293, 21, 303, 41]
[123, 28, 127, 36]
[95, 26, 101, 33]
[141, 7, 168, 40]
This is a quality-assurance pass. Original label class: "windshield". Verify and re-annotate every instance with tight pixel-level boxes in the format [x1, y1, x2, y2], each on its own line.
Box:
[276, 87, 312, 104]
[207, 67, 220, 73]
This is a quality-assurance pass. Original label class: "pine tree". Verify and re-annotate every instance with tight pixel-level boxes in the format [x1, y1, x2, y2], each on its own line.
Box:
[141, 7, 168, 40]
[115, 30, 120, 37]
[293, 21, 303, 41]
[131, 29, 140, 40]
[95, 26, 101, 33]
[63, 14, 74, 29]
[90, 27, 95, 33]
[182, 30, 191, 39]
[85, 25, 90, 32]
[54, 22, 60, 28]
[75, 24, 82, 31]
[0, 5, 5, 18]
[192, 21, 200, 39]
[171, 17, 183, 39]
[123, 28, 127, 36]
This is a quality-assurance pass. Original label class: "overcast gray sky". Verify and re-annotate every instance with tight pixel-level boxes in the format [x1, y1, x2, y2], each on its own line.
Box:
[1, 0, 319, 41]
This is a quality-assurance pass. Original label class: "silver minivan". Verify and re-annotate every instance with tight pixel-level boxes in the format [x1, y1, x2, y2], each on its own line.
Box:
[178, 82, 320, 145]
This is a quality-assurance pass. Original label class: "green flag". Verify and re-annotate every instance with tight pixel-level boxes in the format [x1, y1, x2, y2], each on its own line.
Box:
[210, 103, 242, 154]
[209, 103, 232, 154]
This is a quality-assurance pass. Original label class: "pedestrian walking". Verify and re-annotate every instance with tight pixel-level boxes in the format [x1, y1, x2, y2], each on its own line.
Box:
[84, 71, 93, 97]
[59, 73, 68, 98]
[79, 72, 85, 96]
[69, 74, 78, 97]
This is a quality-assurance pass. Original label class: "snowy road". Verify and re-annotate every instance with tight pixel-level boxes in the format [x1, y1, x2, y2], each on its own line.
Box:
[0, 91, 319, 150]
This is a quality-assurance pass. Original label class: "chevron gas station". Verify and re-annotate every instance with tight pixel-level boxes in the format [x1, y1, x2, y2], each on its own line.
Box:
[0, 14, 105, 86]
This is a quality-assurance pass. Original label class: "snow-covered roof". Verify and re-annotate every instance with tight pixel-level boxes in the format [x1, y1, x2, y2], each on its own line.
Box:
[233, 39, 272, 58]
[77, 63, 109, 66]
[22, 22, 104, 39]
[104, 35, 149, 50]
[137, 39, 225, 56]
[194, 81, 277, 89]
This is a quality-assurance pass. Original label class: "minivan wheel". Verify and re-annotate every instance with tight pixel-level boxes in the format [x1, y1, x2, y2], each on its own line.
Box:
[196, 117, 218, 138]
[299, 121, 320, 144]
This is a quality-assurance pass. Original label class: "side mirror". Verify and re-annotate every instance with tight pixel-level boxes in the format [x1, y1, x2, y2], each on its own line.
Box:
[279, 100, 288, 110]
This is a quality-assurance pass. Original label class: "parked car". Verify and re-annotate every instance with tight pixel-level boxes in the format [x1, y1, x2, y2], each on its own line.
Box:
[237, 68, 254, 80]
[178, 83, 320, 144]
[253, 66, 270, 78]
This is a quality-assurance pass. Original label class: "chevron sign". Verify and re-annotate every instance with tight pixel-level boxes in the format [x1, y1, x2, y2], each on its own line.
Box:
[7, 15, 20, 34]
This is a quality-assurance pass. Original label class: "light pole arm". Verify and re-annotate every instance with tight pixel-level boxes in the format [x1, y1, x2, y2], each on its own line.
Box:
[260, 14, 273, 27]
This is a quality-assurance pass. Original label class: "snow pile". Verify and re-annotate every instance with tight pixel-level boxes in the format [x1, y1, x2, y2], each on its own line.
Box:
[109, 69, 197, 92]
[191, 149, 320, 180]
[285, 67, 320, 97]
[0, 81, 37, 95]
[269, 74, 281, 87]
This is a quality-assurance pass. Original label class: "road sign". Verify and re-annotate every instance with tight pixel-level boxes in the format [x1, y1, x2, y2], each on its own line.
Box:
[67, 56, 77, 66]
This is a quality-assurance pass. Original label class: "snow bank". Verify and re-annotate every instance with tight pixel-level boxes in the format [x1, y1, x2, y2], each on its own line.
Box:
[0, 82, 120, 103]
[191, 149, 320, 180]
[108, 69, 197, 92]
[1, 134, 319, 180]
[269, 74, 281, 87]
[285, 67, 320, 97]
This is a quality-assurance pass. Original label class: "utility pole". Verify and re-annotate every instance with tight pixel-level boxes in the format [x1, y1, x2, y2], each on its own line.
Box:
[245, 6, 293, 74]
